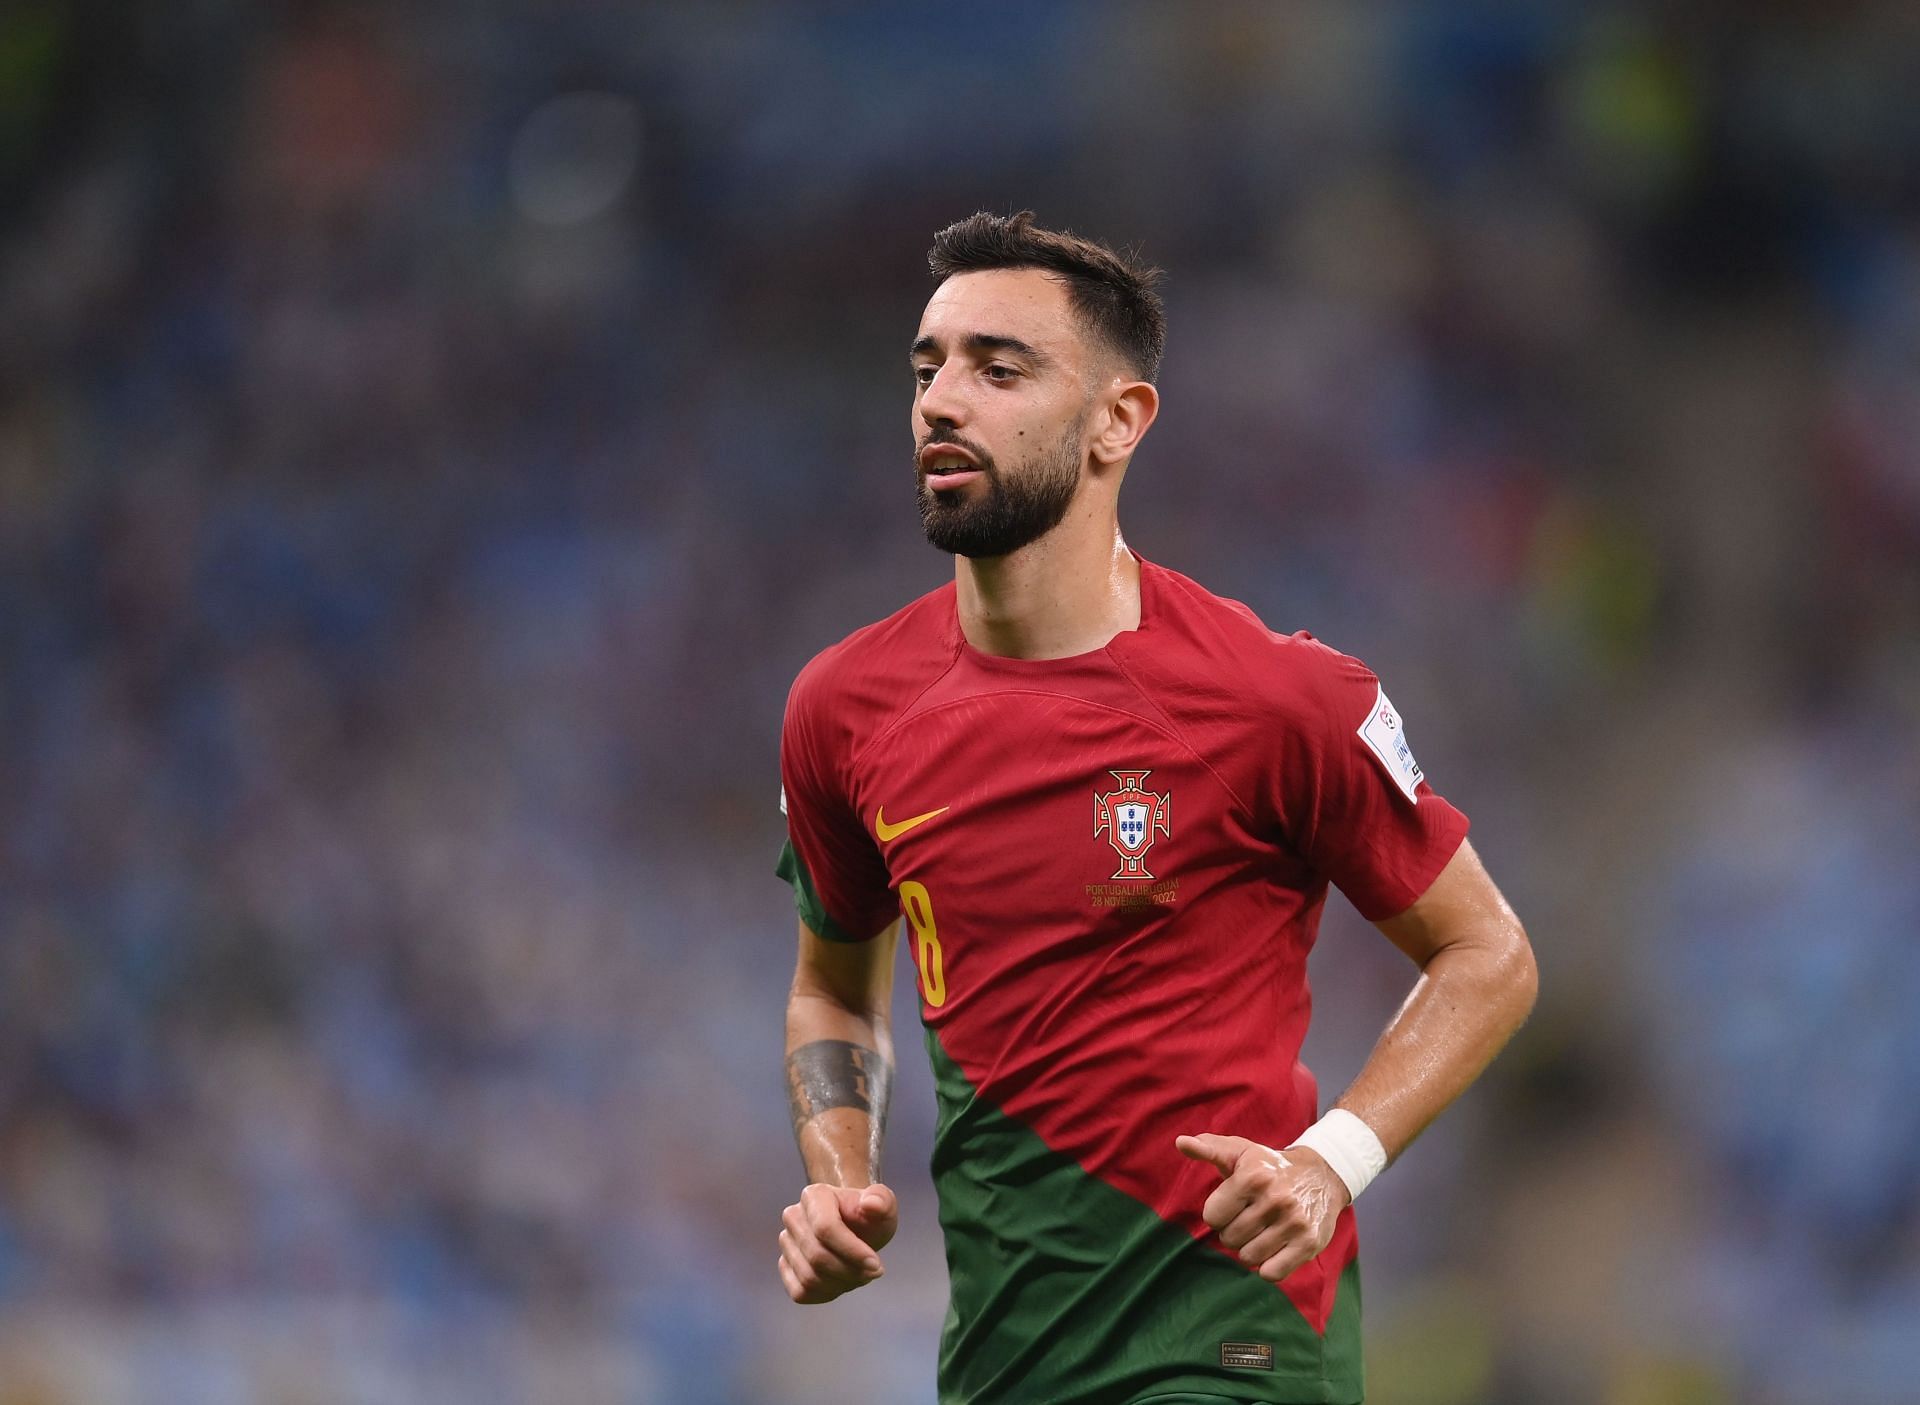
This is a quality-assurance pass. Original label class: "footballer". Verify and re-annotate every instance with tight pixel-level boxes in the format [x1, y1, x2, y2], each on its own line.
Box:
[775, 211, 1537, 1405]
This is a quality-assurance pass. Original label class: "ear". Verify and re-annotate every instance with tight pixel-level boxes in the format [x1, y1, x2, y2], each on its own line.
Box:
[1088, 379, 1160, 469]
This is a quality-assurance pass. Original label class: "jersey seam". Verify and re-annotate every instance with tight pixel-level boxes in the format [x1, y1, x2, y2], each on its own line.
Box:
[1104, 647, 1259, 820]
[1289, 649, 1352, 863]
[844, 638, 967, 780]
[866, 682, 1254, 816]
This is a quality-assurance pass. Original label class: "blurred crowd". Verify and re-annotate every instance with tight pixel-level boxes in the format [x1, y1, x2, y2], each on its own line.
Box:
[1, 3, 1916, 1402]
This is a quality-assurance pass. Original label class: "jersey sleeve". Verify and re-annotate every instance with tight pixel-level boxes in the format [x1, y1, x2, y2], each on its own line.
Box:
[775, 657, 899, 943]
[1270, 640, 1470, 921]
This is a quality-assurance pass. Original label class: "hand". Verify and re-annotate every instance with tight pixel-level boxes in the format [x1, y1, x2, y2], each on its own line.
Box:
[777, 1182, 899, 1304]
[1175, 1133, 1350, 1284]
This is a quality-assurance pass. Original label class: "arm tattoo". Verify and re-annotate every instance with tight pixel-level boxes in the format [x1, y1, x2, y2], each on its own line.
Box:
[786, 1038, 893, 1146]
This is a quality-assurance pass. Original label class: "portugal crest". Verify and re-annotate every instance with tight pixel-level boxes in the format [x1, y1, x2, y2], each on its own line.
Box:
[1093, 769, 1172, 880]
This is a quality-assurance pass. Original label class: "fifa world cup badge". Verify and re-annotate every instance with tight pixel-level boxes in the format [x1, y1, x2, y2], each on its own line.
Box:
[1092, 770, 1172, 880]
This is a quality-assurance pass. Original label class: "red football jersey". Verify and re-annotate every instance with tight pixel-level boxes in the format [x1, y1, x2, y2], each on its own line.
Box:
[778, 556, 1468, 1405]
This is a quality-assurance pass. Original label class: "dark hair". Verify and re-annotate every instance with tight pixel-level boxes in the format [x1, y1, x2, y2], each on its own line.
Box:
[927, 211, 1166, 383]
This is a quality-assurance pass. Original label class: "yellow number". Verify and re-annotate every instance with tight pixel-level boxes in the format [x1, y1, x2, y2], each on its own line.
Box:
[899, 880, 947, 1008]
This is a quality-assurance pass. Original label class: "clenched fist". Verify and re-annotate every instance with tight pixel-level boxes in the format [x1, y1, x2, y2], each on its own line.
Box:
[1175, 1133, 1349, 1284]
[777, 1182, 899, 1304]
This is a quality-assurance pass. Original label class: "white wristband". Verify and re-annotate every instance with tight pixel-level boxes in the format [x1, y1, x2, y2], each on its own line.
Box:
[1288, 1109, 1388, 1202]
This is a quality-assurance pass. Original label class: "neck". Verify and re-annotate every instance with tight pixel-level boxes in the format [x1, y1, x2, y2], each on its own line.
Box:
[955, 504, 1140, 660]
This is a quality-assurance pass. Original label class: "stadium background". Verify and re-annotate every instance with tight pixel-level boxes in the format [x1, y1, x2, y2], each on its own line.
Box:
[2, 2, 1916, 1402]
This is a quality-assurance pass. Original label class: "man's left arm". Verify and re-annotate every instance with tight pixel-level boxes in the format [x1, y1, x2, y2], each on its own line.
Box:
[1326, 837, 1537, 1156]
[1177, 838, 1536, 1283]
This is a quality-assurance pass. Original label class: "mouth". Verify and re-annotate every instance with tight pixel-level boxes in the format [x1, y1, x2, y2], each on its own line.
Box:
[918, 441, 984, 491]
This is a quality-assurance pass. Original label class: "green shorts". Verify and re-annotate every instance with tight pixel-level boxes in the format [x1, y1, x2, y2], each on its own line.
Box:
[1130, 1397, 1354, 1405]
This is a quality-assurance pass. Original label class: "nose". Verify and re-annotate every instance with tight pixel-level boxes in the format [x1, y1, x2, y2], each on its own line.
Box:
[917, 364, 966, 431]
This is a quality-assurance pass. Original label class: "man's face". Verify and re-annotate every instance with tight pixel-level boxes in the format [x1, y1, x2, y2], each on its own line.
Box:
[909, 269, 1097, 558]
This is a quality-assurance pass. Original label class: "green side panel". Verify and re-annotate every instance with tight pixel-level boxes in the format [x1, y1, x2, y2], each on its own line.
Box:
[1319, 1257, 1362, 1393]
[924, 1029, 1364, 1405]
[775, 838, 865, 944]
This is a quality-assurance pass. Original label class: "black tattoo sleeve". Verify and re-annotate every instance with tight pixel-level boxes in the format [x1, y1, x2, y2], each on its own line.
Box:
[786, 1038, 893, 1152]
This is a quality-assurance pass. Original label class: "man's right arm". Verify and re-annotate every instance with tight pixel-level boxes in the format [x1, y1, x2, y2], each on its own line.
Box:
[778, 917, 901, 1305]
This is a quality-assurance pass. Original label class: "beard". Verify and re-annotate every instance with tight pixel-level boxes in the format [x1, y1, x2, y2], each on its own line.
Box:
[915, 421, 1084, 559]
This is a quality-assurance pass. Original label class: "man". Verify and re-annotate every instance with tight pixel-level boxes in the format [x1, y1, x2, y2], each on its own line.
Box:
[775, 211, 1537, 1405]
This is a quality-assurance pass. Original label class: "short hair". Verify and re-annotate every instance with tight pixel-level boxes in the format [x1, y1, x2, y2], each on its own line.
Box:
[927, 211, 1166, 383]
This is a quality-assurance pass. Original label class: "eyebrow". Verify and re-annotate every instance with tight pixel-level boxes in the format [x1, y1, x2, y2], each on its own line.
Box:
[910, 332, 1053, 367]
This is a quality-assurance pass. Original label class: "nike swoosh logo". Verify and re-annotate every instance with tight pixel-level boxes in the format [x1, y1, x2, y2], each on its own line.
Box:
[874, 805, 949, 842]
